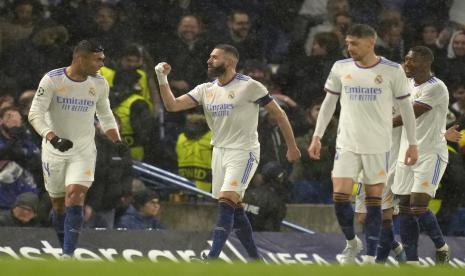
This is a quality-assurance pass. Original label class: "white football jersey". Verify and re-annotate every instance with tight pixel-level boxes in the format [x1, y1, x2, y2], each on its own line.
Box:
[188, 73, 269, 150]
[29, 67, 117, 157]
[325, 57, 410, 154]
[398, 77, 449, 162]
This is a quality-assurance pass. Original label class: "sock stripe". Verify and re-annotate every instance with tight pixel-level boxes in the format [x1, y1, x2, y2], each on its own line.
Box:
[411, 206, 428, 215]
[365, 197, 382, 206]
[333, 193, 351, 202]
[399, 205, 412, 214]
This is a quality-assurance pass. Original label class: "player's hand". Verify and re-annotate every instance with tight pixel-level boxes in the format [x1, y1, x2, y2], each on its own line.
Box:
[50, 136, 73, 152]
[154, 62, 171, 76]
[404, 145, 418, 166]
[445, 124, 462, 142]
[286, 145, 301, 162]
[308, 136, 321, 160]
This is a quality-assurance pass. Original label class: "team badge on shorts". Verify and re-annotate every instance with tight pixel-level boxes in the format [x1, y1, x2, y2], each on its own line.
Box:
[230, 179, 238, 187]
[89, 87, 96, 96]
[374, 75, 383, 84]
[228, 90, 235, 99]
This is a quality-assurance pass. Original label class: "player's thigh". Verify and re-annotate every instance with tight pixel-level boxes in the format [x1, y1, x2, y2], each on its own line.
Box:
[332, 149, 362, 185]
[211, 147, 226, 199]
[42, 153, 67, 198]
[391, 161, 414, 196]
[411, 154, 447, 198]
[361, 151, 390, 185]
[221, 148, 259, 199]
[65, 150, 97, 189]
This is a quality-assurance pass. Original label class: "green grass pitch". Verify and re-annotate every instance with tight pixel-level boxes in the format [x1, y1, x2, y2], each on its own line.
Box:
[1, 259, 464, 276]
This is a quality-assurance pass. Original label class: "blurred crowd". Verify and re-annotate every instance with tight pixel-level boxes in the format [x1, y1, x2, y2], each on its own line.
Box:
[1, 0, 465, 234]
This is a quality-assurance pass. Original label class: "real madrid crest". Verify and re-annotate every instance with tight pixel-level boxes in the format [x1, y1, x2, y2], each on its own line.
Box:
[228, 90, 235, 99]
[374, 75, 383, 84]
[89, 87, 96, 97]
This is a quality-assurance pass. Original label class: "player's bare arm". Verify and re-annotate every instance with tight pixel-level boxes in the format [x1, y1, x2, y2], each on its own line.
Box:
[264, 100, 301, 162]
[445, 124, 462, 142]
[154, 62, 198, 112]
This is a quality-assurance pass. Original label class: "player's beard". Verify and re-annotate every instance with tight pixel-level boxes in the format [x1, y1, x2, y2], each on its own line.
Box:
[207, 63, 226, 79]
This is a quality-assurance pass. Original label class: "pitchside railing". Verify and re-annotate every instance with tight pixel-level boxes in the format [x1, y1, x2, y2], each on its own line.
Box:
[132, 161, 315, 235]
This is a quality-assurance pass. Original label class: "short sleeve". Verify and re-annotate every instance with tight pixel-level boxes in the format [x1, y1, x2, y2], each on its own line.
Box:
[393, 66, 410, 99]
[414, 83, 448, 109]
[324, 63, 342, 94]
[250, 80, 269, 102]
[187, 83, 207, 105]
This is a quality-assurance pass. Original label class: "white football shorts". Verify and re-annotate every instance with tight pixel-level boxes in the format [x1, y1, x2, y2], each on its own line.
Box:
[42, 147, 96, 198]
[332, 149, 390, 185]
[211, 147, 259, 199]
[392, 153, 447, 198]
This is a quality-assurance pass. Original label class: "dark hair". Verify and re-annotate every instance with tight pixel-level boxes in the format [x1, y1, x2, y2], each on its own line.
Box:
[314, 31, 341, 56]
[347, 24, 377, 38]
[410, 45, 434, 63]
[120, 44, 143, 59]
[228, 9, 249, 22]
[73, 40, 104, 55]
[214, 44, 239, 60]
[0, 106, 21, 118]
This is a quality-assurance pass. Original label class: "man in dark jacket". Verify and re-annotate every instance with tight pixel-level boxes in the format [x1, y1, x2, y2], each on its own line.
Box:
[0, 192, 40, 227]
[85, 124, 133, 229]
[115, 190, 165, 230]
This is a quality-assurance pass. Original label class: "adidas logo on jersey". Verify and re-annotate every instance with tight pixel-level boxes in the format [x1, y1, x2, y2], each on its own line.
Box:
[344, 74, 352, 80]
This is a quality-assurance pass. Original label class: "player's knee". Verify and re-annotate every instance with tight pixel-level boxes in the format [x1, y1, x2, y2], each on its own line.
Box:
[66, 190, 86, 205]
[333, 192, 351, 203]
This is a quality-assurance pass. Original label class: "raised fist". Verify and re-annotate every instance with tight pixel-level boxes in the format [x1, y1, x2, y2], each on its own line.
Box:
[154, 62, 171, 75]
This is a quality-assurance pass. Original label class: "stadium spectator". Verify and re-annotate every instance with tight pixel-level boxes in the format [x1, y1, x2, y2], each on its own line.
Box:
[115, 190, 165, 230]
[1, 18, 71, 92]
[440, 30, 465, 87]
[302, 0, 350, 57]
[87, 3, 134, 67]
[162, 15, 212, 96]
[0, 106, 42, 191]
[0, 0, 43, 55]
[49, 0, 98, 46]
[281, 31, 343, 108]
[176, 113, 212, 193]
[0, 191, 40, 227]
[82, 204, 109, 229]
[85, 123, 132, 229]
[0, 161, 38, 210]
[217, 10, 265, 68]
[451, 81, 465, 118]
[243, 161, 290, 231]
[100, 45, 159, 163]
[375, 19, 406, 63]
[258, 97, 297, 171]
[290, 99, 336, 204]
